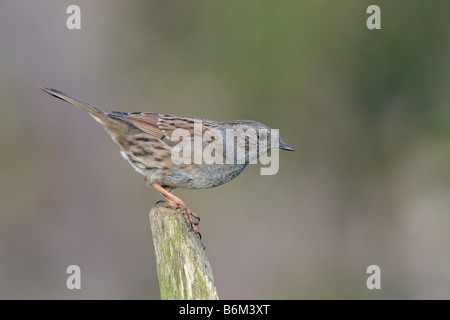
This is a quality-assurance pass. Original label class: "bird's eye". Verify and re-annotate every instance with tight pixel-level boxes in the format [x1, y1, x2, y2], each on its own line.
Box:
[258, 133, 266, 141]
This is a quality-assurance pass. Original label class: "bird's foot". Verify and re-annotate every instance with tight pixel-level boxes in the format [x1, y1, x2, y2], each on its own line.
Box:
[165, 200, 205, 249]
[164, 200, 200, 233]
[152, 184, 203, 246]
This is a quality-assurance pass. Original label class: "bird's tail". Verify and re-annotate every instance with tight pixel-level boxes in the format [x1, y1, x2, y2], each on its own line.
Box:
[40, 87, 108, 123]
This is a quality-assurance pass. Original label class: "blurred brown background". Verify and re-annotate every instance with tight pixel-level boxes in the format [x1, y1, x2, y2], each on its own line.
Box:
[0, 0, 449, 299]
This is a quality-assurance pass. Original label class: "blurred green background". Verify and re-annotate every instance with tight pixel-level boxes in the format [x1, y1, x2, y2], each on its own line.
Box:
[0, 0, 449, 299]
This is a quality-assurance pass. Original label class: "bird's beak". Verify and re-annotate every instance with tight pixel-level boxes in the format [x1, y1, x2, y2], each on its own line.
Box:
[279, 139, 295, 151]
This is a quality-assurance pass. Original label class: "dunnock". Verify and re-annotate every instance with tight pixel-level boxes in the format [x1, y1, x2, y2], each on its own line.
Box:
[41, 88, 294, 234]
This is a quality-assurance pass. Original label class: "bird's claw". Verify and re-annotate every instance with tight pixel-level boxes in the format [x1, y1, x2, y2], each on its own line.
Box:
[164, 201, 201, 234]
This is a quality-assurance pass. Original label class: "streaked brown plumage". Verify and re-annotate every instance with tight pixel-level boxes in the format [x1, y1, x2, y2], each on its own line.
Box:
[41, 88, 294, 234]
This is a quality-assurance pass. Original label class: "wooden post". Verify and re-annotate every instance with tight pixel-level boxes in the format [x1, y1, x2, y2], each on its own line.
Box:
[149, 205, 219, 300]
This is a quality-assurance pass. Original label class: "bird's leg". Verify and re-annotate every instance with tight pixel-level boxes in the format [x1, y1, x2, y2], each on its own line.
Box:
[152, 183, 201, 233]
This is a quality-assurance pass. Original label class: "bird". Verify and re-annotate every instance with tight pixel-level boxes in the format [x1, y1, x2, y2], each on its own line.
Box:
[40, 88, 294, 235]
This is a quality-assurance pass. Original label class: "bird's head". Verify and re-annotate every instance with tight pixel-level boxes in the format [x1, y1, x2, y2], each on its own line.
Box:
[226, 120, 294, 164]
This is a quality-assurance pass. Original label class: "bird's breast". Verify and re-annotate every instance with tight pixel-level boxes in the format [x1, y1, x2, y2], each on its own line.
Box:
[157, 163, 248, 189]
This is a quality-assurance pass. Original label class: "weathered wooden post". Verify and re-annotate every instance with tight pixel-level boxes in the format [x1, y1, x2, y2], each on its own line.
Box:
[149, 205, 219, 300]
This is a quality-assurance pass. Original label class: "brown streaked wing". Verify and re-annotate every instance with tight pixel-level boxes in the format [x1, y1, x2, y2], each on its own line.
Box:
[111, 112, 220, 143]
[158, 115, 219, 143]
[120, 113, 166, 139]
[159, 115, 196, 138]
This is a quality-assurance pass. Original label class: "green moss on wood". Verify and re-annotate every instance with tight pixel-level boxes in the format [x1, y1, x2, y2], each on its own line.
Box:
[149, 206, 219, 300]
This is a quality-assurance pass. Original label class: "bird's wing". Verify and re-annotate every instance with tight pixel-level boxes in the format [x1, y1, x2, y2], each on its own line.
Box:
[108, 112, 221, 151]
[108, 112, 166, 139]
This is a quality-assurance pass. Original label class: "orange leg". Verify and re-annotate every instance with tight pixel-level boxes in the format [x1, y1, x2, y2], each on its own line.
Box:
[152, 183, 200, 234]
